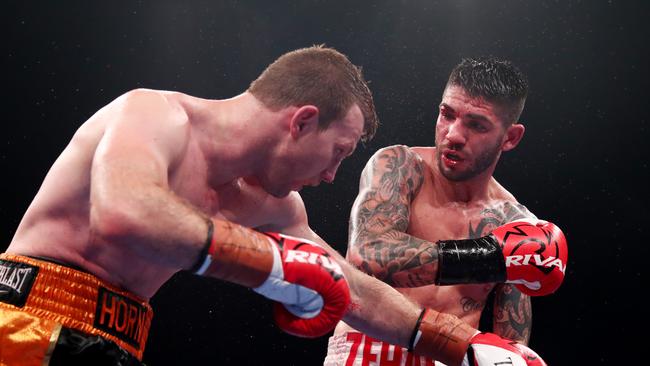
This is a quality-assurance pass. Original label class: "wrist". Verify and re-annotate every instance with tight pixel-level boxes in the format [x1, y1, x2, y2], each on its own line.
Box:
[409, 308, 476, 366]
[435, 235, 506, 285]
[190, 219, 274, 288]
[188, 218, 215, 274]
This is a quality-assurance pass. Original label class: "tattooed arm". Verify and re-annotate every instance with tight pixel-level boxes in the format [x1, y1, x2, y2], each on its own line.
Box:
[493, 284, 532, 345]
[347, 145, 441, 288]
[486, 202, 536, 345]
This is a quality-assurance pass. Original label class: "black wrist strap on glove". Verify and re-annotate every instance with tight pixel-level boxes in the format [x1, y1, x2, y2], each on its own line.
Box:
[435, 235, 507, 285]
[407, 308, 427, 352]
[188, 219, 215, 274]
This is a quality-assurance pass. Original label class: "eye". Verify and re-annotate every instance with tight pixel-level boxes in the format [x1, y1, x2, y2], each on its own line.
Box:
[439, 106, 455, 121]
[439, 111, 455, 123]
[469, 121, 487, 132]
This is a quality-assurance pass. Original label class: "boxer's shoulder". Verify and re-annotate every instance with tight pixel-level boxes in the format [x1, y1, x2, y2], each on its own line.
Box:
[409, 145, 434, 159]
[373, 144, 426, 162]
[104, 88, 191, 126]
[364, 145, 426, 191]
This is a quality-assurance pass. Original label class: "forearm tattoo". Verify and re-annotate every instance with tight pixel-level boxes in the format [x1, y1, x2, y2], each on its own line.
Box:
[351, 145, 535, 291]
[350, 146, 432, 287]
[469, 203, 534, 344]
[493, 284, 532, 344]
[469, 202, 533, 239]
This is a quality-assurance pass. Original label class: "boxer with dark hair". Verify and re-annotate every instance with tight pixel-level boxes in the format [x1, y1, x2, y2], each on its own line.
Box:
[324, 57, 567, 366]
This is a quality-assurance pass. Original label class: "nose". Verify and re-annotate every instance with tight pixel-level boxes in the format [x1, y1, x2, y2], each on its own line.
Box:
[444, 119, 467, 146]
[320, 161, 342, 184]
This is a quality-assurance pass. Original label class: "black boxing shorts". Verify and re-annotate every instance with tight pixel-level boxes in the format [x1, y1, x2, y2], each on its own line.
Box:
[0, 253, 153, 365]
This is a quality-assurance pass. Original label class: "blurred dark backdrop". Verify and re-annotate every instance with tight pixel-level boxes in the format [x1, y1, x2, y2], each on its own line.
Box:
[3, 1, 647, 364]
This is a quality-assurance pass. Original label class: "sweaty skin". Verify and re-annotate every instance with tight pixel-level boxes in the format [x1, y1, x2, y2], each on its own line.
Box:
[335, 85, 534, 345]
[340, 146, 533, 343]
[7, 89, 420, 348]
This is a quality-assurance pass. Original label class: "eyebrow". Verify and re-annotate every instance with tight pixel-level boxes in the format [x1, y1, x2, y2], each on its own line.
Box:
[466, 113, 491, 123]
[440, 103, 491, 123]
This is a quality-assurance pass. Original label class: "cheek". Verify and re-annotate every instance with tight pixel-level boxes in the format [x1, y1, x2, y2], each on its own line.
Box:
[300, 154, 326, 176]
[473, 136, 501, 155]
[314, 146, 333, 166]
[434, 123, 446, 141]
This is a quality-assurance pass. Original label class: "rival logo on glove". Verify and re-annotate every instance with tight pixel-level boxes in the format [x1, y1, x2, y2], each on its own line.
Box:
[505, 254, 566, 274]
[285, 249, 344, 281]
[494, 220, 568, 296]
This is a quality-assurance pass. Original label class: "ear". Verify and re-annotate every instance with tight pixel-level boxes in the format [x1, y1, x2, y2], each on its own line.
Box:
[501, 123, 525, 152]
[289, 105, 320, 139]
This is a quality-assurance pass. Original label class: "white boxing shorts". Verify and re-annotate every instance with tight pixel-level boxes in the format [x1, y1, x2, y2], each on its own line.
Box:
[324, 332, 447, 366]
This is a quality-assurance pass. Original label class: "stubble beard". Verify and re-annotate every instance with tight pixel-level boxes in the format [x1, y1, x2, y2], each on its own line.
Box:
[437, 141, 502, 182]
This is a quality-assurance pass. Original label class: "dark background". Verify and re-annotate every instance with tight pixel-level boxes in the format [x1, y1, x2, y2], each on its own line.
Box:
[3, 1, 647, 364]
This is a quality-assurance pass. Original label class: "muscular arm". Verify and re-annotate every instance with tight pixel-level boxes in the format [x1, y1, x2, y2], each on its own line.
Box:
[261, 192, 421, 347]
[492, 284, 531, 345]
[347, 145, 440, 288]
[90, 89, 208, 270]
[482, 202, 535, 345]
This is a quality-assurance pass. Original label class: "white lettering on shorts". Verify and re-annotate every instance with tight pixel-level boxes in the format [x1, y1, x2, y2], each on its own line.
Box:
[0, 260, 39, 307]
[325, 332, 445, 366]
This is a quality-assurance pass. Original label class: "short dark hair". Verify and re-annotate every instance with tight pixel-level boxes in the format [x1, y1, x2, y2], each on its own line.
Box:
[446, 57, 528, 124]
[249, 45, 378, 142]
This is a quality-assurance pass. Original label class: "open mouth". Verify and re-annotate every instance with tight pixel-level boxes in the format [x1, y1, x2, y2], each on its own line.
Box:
[445, 152, 461, 161]
[442, 150, 463, 167]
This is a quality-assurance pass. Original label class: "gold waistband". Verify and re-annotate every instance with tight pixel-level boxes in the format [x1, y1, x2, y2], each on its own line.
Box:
[0, 253, 153, 360]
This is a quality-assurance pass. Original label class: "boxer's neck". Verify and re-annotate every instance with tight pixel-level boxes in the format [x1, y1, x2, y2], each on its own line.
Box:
[432, 154, 498, 204]
[194, 92, 288, 187]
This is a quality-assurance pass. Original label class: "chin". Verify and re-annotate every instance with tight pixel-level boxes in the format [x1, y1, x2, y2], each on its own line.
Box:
[267, 186, 292, 198]
[442, 170, 471, 182]
[439, 167, 460, 181]
[274, 191, 292, 199]
[438, 161, 473, 182]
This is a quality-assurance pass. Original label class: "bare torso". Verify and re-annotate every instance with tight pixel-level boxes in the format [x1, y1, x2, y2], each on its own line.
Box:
[7, 91, 292, 299]
[336, 146, 531, 335]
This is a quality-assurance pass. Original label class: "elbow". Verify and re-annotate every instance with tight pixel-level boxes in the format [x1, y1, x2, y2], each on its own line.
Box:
[346, 247, 368, 272]
[348, 243, 391, 283]
[89, 199, 142, 243]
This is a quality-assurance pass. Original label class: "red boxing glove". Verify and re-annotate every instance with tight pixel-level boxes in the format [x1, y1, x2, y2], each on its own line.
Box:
[493, 220, 568, 296]
[436, 219, 568, 296]
[190, 220, 350, 338]
[465, 333, 547, 366]
[254, 233, 351, 338]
